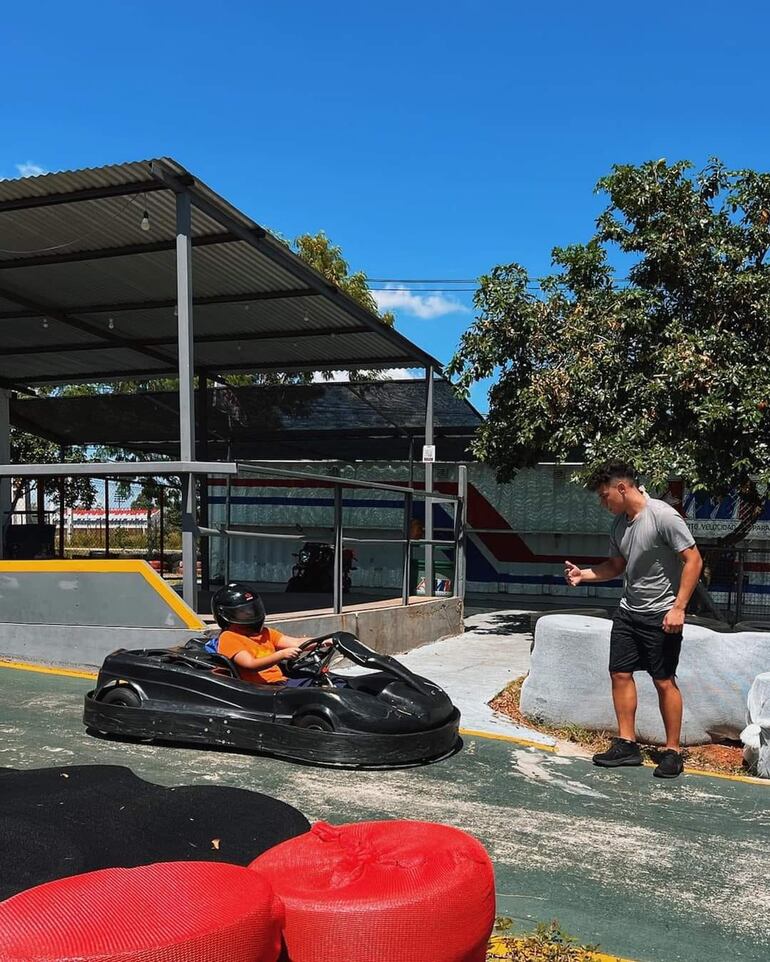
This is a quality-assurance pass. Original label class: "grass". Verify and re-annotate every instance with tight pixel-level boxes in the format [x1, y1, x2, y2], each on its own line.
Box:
[487, 919, 622, 961]
[489, 677, 614, 754]
[490, 677, 748, 776]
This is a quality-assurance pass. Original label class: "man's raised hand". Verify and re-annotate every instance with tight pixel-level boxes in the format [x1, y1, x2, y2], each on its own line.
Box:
[564, 560, 583, 587]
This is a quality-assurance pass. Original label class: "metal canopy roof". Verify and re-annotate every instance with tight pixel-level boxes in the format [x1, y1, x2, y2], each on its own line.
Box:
[0, 158, 441, 391]
[10, 380, 482, 462]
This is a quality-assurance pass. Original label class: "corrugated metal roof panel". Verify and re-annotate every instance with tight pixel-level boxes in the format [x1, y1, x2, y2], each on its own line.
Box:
[3, 347, 171, 381]
[0, 157, 440, 387]
[0, 160, 161, 203]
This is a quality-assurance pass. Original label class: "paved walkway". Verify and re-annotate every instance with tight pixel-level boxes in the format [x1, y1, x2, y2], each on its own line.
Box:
[3, 644, 770, 961]
[390, 608, 555, 745]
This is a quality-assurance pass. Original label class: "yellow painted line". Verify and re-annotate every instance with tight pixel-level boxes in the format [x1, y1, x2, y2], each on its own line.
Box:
[488, 935, 636, 961]
[134, 564, 205, 631]
[0, 658, 97, 680]
[0, 559, 204, 631]
[460, 727, 557, 752]
[682, 765, 769, 786]
[464, 728, 767, 784]
[638, 758, 767, 786]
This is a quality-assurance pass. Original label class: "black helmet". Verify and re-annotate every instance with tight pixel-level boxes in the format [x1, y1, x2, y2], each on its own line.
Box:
[211, 583, 266, 631]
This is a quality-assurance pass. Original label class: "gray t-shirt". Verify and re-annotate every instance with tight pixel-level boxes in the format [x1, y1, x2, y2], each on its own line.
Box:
[609, 497, 696, 613]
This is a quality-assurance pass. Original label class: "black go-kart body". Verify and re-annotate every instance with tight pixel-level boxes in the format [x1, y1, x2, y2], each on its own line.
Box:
[83, 631, 460, 768]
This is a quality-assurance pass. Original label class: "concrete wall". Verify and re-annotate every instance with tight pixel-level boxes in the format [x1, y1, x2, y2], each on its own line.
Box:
[0, 598, 462, 670]
[0, 624, 208, 670]
[268, 597, 463, 656]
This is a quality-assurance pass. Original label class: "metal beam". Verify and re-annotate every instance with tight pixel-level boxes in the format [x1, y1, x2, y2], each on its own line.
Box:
[176, 190, 197, 610]
[0, 461, 238, 478]
[0, 373, 35, 395]
[455, 464, 468, 601]
[424, 366, 435, 597]
[333, 485, 343, 614]
[0, 179, 167, 213]
[0, 232, 234, 271]
[0, 283, 177, 369]
[0, 286, 320, 319]
[149, 162, 443, 373]
[0, 390, 9, 558]
[236, 460, 459, 500]
[197, 372, 210, 594]
[2, 325, 370, 358]
[16, 355, 421, 384]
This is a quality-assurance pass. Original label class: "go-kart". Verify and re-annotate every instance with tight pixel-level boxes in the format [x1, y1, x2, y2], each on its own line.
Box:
[83, 632, 461, 768]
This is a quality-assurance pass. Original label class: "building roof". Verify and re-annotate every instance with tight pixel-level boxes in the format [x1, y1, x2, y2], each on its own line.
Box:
[10, 379, 482, 462]
[0, 158, 441, 391]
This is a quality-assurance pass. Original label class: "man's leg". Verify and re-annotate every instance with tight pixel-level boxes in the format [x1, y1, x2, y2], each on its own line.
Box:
[610, 671, 638, 741]
[652, 676, 683, 751]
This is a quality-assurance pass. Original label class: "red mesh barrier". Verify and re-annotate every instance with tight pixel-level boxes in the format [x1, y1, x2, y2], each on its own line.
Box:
[250, 820, 495, 962]
[0, 861, 283, 962]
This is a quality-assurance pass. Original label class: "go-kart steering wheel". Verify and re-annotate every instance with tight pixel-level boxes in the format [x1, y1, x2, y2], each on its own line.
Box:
[285, 633, 338, 679]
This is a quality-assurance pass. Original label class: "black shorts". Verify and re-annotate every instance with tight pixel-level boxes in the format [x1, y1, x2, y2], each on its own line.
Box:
[609, 607, 682, 679]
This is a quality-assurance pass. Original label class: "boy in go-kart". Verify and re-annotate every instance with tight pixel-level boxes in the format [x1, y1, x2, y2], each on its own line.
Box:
[208, 583, 346, 688]
[208, 583, 309, 684]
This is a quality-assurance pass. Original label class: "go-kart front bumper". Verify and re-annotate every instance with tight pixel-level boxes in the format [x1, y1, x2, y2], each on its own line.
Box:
[83, 693, 461, 768]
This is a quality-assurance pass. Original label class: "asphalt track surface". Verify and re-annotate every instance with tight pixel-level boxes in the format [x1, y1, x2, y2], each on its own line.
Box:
[1, 664, 768, 962]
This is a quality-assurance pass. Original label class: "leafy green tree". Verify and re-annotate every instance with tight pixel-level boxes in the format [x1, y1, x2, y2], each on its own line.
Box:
[294, 231, 395, 326]
[448, 159, 770, 533]
[9, 430, 97, 515]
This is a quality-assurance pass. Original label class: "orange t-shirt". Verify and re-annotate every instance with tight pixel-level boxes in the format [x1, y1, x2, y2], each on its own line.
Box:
[216, 626, 287, 684]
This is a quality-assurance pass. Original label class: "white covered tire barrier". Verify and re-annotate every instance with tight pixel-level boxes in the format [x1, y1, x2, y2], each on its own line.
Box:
[520, 615, 770, 746]
[740, 672, 770, 777]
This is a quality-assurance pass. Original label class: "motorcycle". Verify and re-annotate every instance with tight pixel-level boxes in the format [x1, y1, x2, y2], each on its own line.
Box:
[285, 541, 356, 593]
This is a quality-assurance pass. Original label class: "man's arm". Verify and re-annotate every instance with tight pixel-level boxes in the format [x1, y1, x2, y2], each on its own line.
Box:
[564, 556, 626, 586]
[662, 545, 703, 633]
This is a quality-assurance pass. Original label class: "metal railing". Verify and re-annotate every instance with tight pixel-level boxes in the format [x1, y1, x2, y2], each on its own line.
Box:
[696, 545, 770, 624]
[194, 462, 469, 614]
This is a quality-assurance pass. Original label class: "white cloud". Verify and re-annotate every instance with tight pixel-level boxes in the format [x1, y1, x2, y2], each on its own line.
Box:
[372, 286, 470, 319]
[15, 162, 47, 177]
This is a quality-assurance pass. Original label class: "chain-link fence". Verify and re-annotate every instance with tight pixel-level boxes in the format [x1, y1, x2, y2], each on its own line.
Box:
[5, 480, 183, 577]
[698, 545, 770, 624]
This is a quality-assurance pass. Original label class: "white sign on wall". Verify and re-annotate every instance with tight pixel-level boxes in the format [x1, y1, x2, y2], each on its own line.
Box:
[422, 445, 436, 463]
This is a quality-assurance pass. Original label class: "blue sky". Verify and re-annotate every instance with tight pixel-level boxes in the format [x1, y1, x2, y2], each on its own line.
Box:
[3, 1, 770, 413]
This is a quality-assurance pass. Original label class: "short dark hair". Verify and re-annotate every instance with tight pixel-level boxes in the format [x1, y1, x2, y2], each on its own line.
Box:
[586, 460, 638, 491]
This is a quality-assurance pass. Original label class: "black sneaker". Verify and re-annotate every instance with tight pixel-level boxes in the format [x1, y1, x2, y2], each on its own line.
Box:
[653, 749, 684, 779]
[592, 737, 643, 767]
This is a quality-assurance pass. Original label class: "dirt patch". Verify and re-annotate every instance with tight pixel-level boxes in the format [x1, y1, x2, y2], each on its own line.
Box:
[685, 743, 746, 775]
[490, 677, 748, 776]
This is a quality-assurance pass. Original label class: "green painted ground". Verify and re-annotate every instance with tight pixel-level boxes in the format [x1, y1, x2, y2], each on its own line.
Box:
[2, 666, 768, 962]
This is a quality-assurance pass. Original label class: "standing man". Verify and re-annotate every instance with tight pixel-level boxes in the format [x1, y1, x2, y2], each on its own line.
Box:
[564, 461, 703, 778]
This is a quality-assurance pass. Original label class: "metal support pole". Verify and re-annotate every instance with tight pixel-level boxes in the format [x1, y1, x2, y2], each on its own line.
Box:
[735, 549, 745, 622]
[176, 189, 197, 610]
[0, 389, 10, 558]
[181, 473, 196, 608]
[224, 467, 233, 585]
[104, 479, 110, 557]
[333, 484, 343, 614]
[197, 372, 210, 594]
[58, 444, 66, 558]
[159, 486, 165, 577]
[455, 464, 468, 601]
[424, 367, 435, 597]
[37, 479, 45, 526]
[58, 490, 65, 556]
[401, 490, 413, 605]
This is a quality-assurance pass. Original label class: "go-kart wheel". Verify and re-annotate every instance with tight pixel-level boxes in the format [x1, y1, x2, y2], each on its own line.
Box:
[99, 685, 142, 708]
[292, 713, 334, 732]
